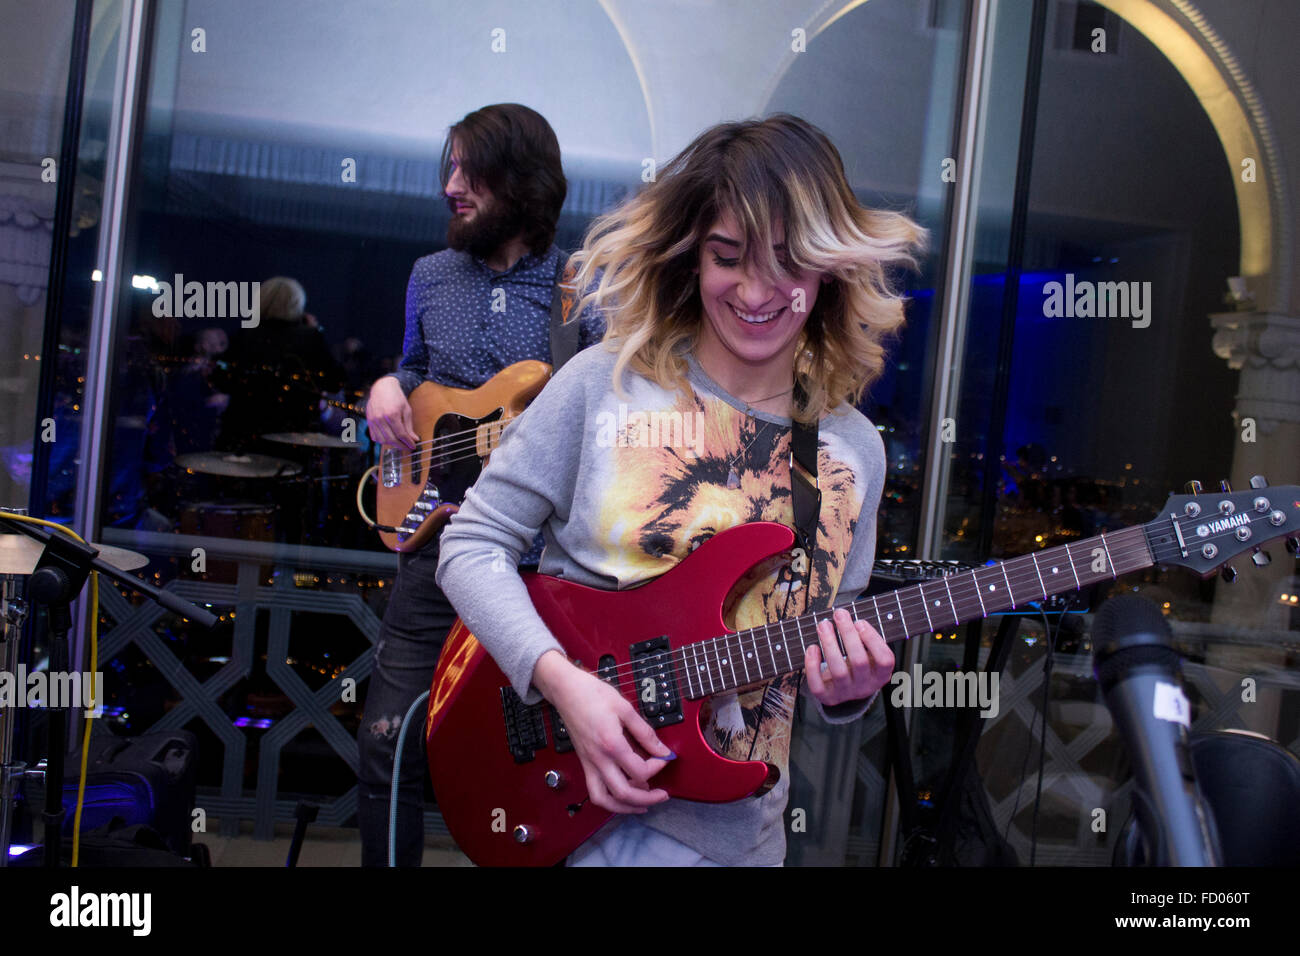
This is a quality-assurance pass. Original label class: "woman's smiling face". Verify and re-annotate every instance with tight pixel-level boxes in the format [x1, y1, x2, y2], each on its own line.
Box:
[694, 211, 822, 386]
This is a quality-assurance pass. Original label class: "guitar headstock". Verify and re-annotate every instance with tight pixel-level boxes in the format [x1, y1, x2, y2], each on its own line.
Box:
[1152, 477, 1300, 578]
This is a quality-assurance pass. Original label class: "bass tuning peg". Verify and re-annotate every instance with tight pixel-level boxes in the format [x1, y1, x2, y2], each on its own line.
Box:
[1185, 480, 1203, 495]
[1251, 549, 1271, 568]
[1221, 565, 1238, 583]
[1249, 475, 1268, 489]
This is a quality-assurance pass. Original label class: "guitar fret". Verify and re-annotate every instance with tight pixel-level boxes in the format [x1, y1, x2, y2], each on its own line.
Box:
[778, 619, 793, 670]
[1000, 562, 1015, 607]
[682, 646, 695, 698]
[700, 641, 715, 694]
[1030, 551, 1046, 597]
[894, 590, 909, 636]
[1100, 532, 1116, 579]
[759, 624, 769, 686]
[1064, 542, 1082, 588]
[739, 632, 753, 684]
[870, 595, 889, 641]
[919, 586, 935, 632]
[972, 573, 987, 616]
[941, 577, 957, 628]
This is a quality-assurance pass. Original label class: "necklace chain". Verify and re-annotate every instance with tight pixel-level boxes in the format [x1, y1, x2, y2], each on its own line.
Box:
[738, 384, 794, 414]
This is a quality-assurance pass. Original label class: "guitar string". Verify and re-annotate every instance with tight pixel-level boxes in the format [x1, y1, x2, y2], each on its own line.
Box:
[600, 536, 1156, 697]
[592, 518, 1264, 694]
[584, 515, 1287, 698]
[379, 427, 514, 474]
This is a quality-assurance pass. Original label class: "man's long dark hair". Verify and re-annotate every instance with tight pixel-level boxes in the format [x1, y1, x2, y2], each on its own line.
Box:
[440, 104, 566, 256]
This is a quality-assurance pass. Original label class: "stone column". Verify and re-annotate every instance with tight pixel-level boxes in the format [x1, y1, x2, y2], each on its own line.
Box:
[1207, 310, 1300, 738]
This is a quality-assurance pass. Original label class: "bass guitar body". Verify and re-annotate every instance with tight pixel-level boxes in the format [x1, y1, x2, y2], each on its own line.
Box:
[425, 522, 794, 867]
[375, 360, 551, 552]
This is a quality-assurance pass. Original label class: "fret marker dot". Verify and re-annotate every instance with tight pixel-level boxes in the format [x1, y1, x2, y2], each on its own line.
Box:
[776, 644, 782, 651]
[887, 613, 894, 620]
[1051, 567, 1058, 574]
[934, 600, 941, 607]
[988, 585, 996, 591]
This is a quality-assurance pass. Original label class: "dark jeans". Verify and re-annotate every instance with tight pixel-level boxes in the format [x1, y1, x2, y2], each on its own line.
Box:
[356, 543, 455, 866]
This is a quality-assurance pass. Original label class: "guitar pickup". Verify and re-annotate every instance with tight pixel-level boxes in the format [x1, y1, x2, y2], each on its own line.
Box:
[381, 449, 401, 488]
[500, 686, 548, 763]
[629, 637, 684, 727]
[547, 703, 573, 753]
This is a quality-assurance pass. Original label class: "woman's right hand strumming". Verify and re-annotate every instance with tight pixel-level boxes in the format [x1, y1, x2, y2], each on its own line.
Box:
[365, 376, 420, 449]
[532, 650, 673, 814]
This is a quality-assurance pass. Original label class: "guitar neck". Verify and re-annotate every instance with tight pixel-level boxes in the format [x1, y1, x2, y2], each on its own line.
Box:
[676, 523, 1156, 700]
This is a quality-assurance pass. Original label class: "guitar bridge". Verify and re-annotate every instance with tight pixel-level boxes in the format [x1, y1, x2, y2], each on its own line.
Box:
[396, 485, 442, 544]
[500, 686, 548, 763]
[629, 637, 684, 727]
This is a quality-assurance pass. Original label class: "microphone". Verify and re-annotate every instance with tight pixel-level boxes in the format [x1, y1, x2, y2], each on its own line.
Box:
[1092, 594, 1220, 866]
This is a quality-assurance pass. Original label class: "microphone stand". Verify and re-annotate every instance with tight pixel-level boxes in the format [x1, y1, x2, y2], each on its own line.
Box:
[0, 514, 218, 867]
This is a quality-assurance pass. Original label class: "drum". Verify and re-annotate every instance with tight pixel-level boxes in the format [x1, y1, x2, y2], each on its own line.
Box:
[179, 502, 277, 542]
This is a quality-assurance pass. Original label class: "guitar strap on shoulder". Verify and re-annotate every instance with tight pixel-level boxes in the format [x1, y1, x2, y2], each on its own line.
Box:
[789, 381, 821, 560]
[548, 253, 579, 371]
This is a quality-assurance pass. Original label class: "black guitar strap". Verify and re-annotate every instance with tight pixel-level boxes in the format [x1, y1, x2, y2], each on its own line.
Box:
[548, 253, 579, 371]
[789, 382, 821, 561]
[744, 385, 821, 763]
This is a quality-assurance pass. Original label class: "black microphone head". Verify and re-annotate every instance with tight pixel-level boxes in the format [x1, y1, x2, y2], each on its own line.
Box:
[1092, 593, 1181, 691]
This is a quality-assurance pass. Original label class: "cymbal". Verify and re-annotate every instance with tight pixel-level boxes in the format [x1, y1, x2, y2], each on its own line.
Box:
[175, 452, 303, 479]
[261, 432, 355, 449]
[0, 534, 150, 575]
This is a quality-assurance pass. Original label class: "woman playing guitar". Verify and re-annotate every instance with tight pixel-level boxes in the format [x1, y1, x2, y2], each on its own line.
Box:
[435, 114, 927, 865]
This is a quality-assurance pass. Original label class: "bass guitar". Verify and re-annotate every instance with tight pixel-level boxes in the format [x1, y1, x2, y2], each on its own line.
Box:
[425, 480, 1300, 866]
[370, 360, 551, 552]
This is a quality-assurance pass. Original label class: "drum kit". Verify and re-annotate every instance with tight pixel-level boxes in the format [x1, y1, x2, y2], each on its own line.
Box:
[172, 429, 368, 548]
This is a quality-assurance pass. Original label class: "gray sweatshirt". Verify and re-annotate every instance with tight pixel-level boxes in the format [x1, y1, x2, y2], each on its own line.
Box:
[436, 343, 886, 864]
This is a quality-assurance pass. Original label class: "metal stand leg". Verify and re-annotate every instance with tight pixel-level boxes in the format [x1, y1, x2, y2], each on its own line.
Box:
[0, 576, 29, 866]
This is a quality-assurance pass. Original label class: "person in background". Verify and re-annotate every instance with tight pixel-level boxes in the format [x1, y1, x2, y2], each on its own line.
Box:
[358, 103, 604, 866]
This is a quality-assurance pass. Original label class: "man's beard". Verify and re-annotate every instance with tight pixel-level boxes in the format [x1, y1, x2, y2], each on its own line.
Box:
[446, 195, 525, 260]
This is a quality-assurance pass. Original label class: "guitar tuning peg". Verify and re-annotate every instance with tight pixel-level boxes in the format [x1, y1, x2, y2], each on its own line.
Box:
[1219, 479, 1232, 492]
[1185, 480, 1203, 495]
[1251, 549, 1271, 567]
[1250, 475, 1268, 489]
[1221, 565, 1238, 583]
[1286, 537, 1299, 556]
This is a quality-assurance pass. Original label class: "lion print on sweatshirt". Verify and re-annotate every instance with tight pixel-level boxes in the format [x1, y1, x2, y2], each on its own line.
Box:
[594, 388, 864, 773]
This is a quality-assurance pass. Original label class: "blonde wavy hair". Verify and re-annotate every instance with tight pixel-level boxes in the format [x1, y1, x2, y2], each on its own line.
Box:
[569, 114, 927, 422]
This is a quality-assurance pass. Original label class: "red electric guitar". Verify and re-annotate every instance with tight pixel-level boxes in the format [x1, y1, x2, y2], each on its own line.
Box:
[426, 480, 1300, 866]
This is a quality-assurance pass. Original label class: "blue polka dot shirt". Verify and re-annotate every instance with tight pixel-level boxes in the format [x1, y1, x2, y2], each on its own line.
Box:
[388, 246, 604, 395]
